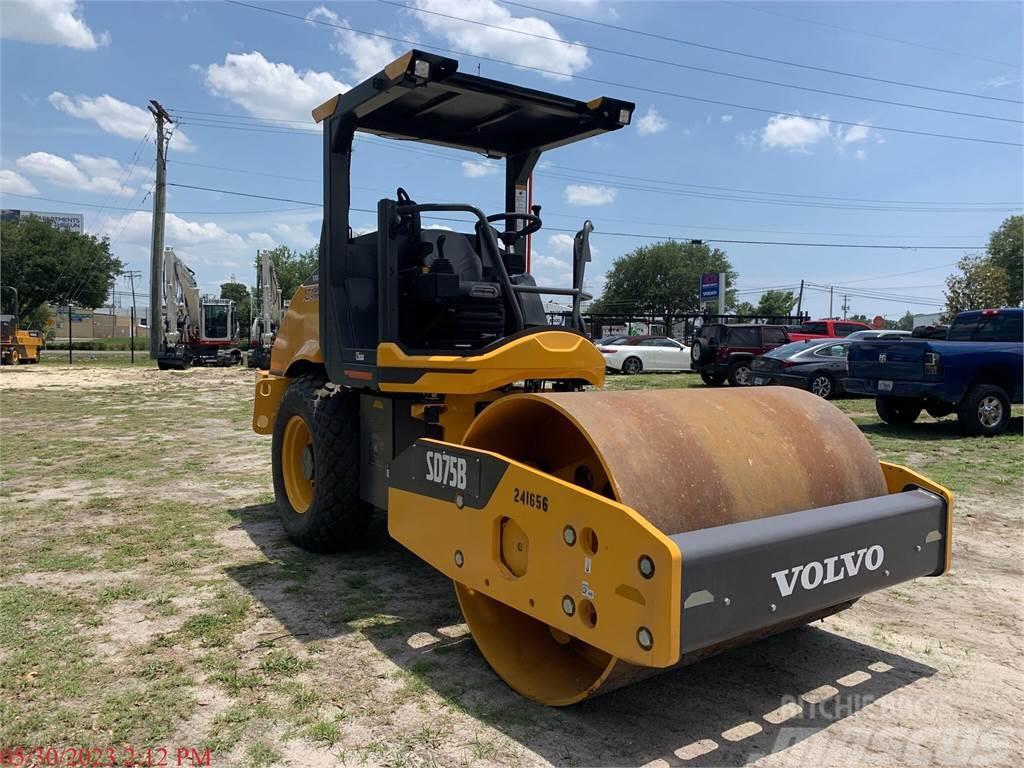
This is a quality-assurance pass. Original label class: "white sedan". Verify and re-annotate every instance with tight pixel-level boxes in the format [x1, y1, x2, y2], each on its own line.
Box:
[596, 336, 692, 375]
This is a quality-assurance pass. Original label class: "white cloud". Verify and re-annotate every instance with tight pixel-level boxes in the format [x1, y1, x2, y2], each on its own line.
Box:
[92, 207, 324, 294]
[306, 6, 401, 82]
[750, 112, 880, 154]
[855, 149, 867, 161]
[271, 222, 317, 248]
[204, 51, 349, 126]
[836, 122, 872, 145]
[759, 113, 832, 152]
[0, 170, 39, 196]
[247, 232, 277, 249]
[411, 0, 590, 78]
[48, 92, 196, 151]
[1, 0, 109, 49]
[720, 114, 734, 123]
[103, 210, 245, 255]
[461, 160, 499, 178]
[564, 184, 616, 206]
[636, 106, 668, 136]
[547, 233, 575, 253]
[534, 254, 570, 270]
[981, 75, 1019, 90]
[15, 152, 135, 196]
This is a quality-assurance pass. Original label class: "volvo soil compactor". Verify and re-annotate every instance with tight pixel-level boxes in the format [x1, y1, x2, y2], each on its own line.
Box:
[253, 51, 953, 706]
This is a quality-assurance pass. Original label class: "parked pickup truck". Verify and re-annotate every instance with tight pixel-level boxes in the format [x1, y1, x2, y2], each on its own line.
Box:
[845, 308, 1023, 435]
[786, 318, 871, 342]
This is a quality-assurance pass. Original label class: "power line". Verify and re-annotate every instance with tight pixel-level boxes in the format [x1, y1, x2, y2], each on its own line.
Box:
[0, 192, 317, 216]
[836, 261, 961, 282]
[153, 157, 1007, 236]
[722, 1, 1020, 69]
[380, 0, 1021, 124]
[169, 109, 1024, 211]
[224, 1, 1022, 147]
[167, 181, 986, 249]
[498, 0, 1023, 105]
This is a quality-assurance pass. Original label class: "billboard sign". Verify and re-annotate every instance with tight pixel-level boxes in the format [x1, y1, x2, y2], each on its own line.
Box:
[1, 209, 84, 233]
[700, 272, 722, 300]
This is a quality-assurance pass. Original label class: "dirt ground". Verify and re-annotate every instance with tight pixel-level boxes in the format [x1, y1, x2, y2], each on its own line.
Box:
[1, 365, 1021, 767]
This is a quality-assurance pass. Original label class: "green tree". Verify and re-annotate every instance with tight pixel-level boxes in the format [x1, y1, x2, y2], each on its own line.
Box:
[986, 215, 1022, 306]
[849, 313, 870, 323]
[755, 289, 796, 316]
[590, 241, 737, 325]
[896, 311, 916, 331]
[221, 281, 251, 340]
[734, 301, 757, 317]
[943, 253, 1009, 322]
[0, 216, 122, 326]
[260, 245, 318, 301]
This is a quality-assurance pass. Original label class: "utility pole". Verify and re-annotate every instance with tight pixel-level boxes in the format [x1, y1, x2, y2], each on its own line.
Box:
[125, 270, 142, 364]
[148, 100, 173, 359]
[829, 285, 834, 318]
[841, 294, 850, 319]
[796, 279, 804, 319]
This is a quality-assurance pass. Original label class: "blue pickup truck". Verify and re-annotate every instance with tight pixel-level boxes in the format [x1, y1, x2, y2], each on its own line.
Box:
[846, 307, 1023, 436]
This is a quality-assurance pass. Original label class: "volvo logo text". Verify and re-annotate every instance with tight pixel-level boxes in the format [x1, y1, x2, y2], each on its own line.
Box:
[771, 545, 885, 597]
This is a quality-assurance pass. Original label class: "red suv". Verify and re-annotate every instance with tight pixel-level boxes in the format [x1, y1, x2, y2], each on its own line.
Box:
[690, 323, 789, 386]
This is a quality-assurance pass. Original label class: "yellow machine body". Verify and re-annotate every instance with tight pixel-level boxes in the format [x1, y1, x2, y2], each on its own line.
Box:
[255, 306, 954, 705]
[253, 48, 953, 708]
[385, 389, 952, 704]
[0, 326, 43, 365]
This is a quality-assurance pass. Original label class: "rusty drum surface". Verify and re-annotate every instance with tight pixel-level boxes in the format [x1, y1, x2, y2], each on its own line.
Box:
[454, 386, 886, 705]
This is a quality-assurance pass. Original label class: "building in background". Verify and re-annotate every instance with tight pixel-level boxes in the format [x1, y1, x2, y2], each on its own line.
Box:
[49, 305, 149, 340]
[1, 209, 84, 233]
[912, 312, 944, 327]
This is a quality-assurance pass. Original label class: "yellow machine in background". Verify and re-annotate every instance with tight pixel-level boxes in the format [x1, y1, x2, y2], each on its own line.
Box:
[253, 51, 952, 705]
[0, 314, 42, 365]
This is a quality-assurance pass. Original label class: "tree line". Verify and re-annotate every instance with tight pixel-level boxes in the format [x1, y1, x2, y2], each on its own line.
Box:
[2, 214, 1018, 334]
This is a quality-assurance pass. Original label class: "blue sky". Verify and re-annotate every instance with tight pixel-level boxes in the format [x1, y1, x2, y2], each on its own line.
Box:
[1, 0, 1021, 320]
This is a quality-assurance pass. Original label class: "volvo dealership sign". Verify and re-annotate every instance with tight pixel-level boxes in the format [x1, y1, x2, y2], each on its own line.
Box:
[699, 272, 722, 300]
[1, 209, 84, 233]
[700, 272, 727, 315]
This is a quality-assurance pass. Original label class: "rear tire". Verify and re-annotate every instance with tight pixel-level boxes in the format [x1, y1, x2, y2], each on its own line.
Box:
[957, 384, 1010, 436]
[272, 373, 371, 552]
[876, 397, 922, 425]
[808, 372, 835, 400]
[700, 371, 725, 387]
[621, 356, 642, 375]
[727, 360, 753, 387]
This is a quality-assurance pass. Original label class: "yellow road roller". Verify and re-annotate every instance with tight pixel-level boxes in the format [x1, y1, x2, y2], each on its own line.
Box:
[253, 51, 953, 706]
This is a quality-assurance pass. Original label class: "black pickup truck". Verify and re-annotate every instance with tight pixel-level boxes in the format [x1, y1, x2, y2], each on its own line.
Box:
[845, 308, 1023, 436]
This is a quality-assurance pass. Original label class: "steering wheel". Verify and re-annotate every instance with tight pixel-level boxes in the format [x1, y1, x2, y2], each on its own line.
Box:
[486, 211, 542, 247]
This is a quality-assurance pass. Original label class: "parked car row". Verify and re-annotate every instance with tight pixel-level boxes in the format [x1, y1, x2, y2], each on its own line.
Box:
[593, 308, 1022, 436]
[596, 320, 906, 381]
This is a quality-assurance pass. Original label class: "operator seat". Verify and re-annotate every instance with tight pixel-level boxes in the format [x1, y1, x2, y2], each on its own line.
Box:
[400, 230, 505, 350]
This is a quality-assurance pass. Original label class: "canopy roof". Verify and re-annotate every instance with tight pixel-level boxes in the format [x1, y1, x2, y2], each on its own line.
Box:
[313, 50, 635, 158]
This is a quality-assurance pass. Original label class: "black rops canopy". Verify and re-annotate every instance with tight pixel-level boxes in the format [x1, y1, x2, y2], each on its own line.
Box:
[313, 50, 635, 157]
[315, 50, 635, 385]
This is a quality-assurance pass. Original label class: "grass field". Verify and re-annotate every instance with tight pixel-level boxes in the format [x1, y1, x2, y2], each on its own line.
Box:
[1, 365, 1020, 767]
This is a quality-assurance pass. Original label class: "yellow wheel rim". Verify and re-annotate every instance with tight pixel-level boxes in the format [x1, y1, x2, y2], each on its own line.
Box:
[282, 415, 314, 513]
